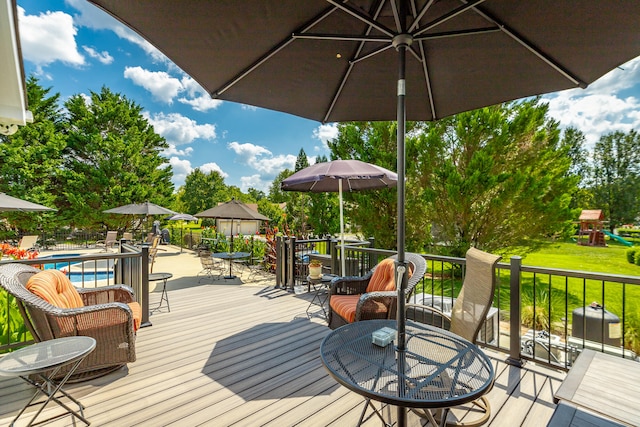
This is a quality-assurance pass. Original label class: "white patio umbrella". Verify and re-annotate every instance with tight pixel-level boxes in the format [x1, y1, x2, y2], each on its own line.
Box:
[166, 213, 199, 253]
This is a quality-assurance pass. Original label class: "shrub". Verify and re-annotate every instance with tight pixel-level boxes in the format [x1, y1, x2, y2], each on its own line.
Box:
[627, 248, 637, 264]
[636, 251, 640, 266]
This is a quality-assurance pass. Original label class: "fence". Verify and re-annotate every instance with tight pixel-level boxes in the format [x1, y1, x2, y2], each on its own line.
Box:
[0, 245, 145, 352]
[275, 236, 640, 370]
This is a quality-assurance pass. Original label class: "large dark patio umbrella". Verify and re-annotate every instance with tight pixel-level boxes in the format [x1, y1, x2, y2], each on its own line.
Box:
[0, 193, 56, 212]
[195, 199, 269, 253]
[281, 159, 397, 274]
[86, 1, 640, 423]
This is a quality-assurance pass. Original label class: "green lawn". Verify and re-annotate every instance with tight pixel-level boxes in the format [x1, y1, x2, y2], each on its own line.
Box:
[517, 240, 640, 276]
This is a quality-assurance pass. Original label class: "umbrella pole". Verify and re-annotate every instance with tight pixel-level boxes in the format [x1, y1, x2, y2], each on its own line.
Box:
[395, 22, 409, 427]
[339, 179, 346, 275]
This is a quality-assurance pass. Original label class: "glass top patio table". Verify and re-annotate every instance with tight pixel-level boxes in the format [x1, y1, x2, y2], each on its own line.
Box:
[320, 319, 494, 425]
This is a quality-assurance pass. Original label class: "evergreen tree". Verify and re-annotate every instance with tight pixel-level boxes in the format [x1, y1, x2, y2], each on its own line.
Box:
[60, 87, 174, 230]
[591, 130, 640, 230]
[0, 77, 66, 235]
[417, 99, 577, 256]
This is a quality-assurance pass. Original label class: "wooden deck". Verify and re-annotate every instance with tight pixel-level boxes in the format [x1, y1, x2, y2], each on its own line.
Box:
[0, 280, 566, 426]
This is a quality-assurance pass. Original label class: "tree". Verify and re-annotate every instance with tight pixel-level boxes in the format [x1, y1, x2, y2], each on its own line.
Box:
[591, 130, 640, 230]
[60, 87, 174, 230]
[0, 77, 66, 235]
[247, 188, 266, 201]
[561, 127, 593, 210]
[268, 169, 294, 203]
[180, 168, 227, 214]
[416, 99, 577, 256]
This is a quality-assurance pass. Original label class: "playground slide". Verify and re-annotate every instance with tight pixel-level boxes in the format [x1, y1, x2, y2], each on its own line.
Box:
[603, 230, 633, 247]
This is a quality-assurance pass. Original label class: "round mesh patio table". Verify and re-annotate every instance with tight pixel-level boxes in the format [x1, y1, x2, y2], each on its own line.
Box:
[320, 319, 494, 426]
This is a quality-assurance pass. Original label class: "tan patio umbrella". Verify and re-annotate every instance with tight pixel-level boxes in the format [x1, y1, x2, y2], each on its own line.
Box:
[85, 2, 640, 423]
[195, 199, 269, 253]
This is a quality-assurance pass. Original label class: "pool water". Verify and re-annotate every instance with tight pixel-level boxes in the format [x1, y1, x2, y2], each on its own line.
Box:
[40, 253, 82, 270]
[68, 271, 114, 283]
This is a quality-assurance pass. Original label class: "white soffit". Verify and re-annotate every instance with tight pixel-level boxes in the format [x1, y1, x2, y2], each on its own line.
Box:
[0, 0, 32, 135]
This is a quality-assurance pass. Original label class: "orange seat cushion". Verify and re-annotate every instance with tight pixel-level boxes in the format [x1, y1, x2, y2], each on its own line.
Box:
[366, 259, 397, 293]
[26, 270, 84, 308]
[330, 295, 360, 323]
[127, 302, 142, 331]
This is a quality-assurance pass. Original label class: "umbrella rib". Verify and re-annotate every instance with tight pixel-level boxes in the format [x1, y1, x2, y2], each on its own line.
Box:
[325, 0, 395, 38]
[213, 5, 340, 97]
[409, 0, 437, 33]
[414, 0, 488, 36]
[464, 3, 586, 88]
[322, 0, 387, 123]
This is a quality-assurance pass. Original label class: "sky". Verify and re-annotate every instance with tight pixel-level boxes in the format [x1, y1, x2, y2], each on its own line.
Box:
[15, 0, 640, 193]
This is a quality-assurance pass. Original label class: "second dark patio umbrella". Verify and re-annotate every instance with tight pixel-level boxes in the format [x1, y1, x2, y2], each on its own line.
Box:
[281, 159, 397, 274]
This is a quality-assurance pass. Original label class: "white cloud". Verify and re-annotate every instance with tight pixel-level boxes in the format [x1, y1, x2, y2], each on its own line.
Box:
[144, 112, 216, 146]
[163, 144, 194, 157]
[228, 141, 297, 179]
[82, 46, 113, 64]
[313, 123, 339, 150]
[200, 162, 229, 178]
[124, 68, 222, 111]
[168, 157, 192, 187]
[240, 174, 270, 192]
[18, 6, 84, 69]
[124, 67, 182, 103]
[544, 57, 640, 148]
[68, 0, 167, 62]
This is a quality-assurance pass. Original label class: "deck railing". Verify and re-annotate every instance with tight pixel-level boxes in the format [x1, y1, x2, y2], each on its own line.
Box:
[276, 237, 640, 370]
[0, 244, 146, 352]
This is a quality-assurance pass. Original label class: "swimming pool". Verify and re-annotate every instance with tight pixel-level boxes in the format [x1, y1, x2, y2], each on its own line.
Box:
[40, 253, 82, 270]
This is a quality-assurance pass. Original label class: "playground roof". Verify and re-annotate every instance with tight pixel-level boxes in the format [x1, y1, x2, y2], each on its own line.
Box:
[579, 209, 604, 221]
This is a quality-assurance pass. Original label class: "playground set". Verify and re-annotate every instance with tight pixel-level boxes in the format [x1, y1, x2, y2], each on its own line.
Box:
[577, 209, 633, 247]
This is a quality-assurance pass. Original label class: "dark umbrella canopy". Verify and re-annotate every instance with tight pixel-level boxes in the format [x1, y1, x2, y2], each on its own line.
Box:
[104, 201, 176, 216]
[88, 1, 640, 123]
[0, 193, 56, 212]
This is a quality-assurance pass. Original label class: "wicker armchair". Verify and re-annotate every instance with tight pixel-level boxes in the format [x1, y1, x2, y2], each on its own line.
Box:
[0, 263, 137, 382]
[406, 247, 501, 427]
[327, 253, 427, 329]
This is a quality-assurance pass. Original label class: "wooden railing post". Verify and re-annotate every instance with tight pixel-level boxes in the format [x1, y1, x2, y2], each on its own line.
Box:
[507, 256, 523, 366]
